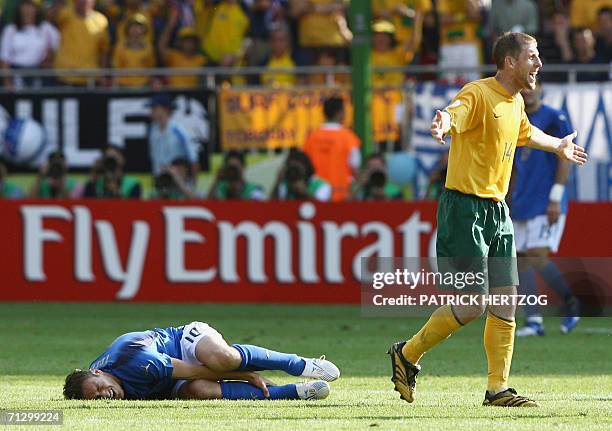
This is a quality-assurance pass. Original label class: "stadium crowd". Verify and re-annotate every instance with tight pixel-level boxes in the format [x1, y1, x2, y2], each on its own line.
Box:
[0, 0, 609, 88]
[0, 0, 610, 202]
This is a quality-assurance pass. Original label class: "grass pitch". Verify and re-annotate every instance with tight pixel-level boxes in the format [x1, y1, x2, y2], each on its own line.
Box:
[1, 303, 611, 430]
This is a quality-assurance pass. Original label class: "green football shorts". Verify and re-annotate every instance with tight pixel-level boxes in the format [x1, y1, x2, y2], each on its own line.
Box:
[436, 188, 518, 293]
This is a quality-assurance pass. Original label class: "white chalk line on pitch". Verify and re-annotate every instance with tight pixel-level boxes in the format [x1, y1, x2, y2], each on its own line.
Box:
[573, 327, 612, 335]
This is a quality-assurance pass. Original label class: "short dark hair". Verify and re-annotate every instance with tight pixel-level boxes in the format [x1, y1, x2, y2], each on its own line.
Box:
[492, 32, 537, 69]
[15, 0, 43, 30]
[224, 150, 245, 167]
[64, 369, 96, 400]
[323, 97, 344, 121]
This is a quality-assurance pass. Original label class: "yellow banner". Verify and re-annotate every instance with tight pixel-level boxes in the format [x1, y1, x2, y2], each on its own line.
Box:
[219, 88, 402, 150]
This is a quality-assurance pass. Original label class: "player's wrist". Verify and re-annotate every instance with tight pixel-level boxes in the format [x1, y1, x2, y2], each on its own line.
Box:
[549, 183, 565, 203]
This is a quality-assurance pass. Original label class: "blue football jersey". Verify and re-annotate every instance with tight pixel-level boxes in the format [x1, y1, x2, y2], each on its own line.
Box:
[89, 326, 184, 399]
[511, 104, 572, 220]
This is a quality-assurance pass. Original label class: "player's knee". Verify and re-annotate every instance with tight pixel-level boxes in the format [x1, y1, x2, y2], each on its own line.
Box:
[206, 347, 242, 371]
[453, 302, 486, 324]
[525, 249, 549, 271]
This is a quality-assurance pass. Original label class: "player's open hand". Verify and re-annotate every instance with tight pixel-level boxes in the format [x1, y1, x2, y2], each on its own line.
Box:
[244, 372, 270, 397]
[431, 110, 447, 145]
[558, 131, 587, 165]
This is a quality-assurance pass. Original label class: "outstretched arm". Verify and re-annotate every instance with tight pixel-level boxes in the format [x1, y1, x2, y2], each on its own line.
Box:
[170, 358, 269, 396]
[527, 128, 587, 165]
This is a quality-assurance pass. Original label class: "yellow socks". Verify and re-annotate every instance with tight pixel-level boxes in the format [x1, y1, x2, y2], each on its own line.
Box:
[484, 312, 516, 393]
[401, 305, 462, 364]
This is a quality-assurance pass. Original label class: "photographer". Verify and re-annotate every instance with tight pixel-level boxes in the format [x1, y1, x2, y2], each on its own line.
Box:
[30, 151, 79, 198]
[351, 153, 402, 201]
[208, 151, 265, 200]
[0, 159, 23, 199]
[271, 149, 331, 201]
[151, 157, 200, 199]
[83, 144, 141, 199]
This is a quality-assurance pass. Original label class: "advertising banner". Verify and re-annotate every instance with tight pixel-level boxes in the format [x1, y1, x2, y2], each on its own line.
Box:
[1, 200, 611, 303]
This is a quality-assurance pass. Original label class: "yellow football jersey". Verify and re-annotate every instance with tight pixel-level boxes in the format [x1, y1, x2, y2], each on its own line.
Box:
[371, 0, 432, 45]
[437, 0, 481, 46]
[443, 77, 533, 201]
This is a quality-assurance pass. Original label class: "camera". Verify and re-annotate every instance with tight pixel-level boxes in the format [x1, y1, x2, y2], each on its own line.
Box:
[155, 172, 177, 198]
[47, 161, 65, 179]
[222, 164, 242, 183]
[284, 162, 306, 184]
[367, 169, 387, 189]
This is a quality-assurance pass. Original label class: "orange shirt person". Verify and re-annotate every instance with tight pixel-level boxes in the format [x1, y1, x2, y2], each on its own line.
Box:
[303, 97, 361, 201]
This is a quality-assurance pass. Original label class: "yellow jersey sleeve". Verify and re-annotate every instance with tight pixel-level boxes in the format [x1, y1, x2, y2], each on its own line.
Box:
[517, 106, 533, 147]
[444, 83, 482, 135]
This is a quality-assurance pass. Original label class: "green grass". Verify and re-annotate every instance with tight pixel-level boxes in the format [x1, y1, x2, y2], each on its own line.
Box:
[1, 303, 611, 430]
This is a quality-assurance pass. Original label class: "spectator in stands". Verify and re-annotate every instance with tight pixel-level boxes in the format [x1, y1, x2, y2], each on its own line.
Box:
[489, 0, 539, 37]
[151, 157, 199, 199]
[260, 24, 296, 87]
[112, 14, 155, 87]
[208, 151, 266, 200]
[595, 7, 612, 62]
[99, 0, 159, 47]
[201, 0, 250, 67]
[148, 93, 199, 176]
[436, 0, 482, 83]
[371, 20, 409, 87]
[303, 96, 361, 201]
[570, 27, 609, 81]
[0, 159, 23, 199]
[159, 9, 207, 88]
[350, 153, 402, 201]
[371, 0, 432, 60]
[570, 0, 612, 33]
[48, 0, 110, 86]
[536, 10, 574, 66]
[271, 148, 331, 201]
[0, 0, 59, 89]
[246, 0, 287, 67]
[289, 0, 352, 65]
[307, 49, 349, 85]
[83, 144, 142, 198]
[29, 151, 79, 198]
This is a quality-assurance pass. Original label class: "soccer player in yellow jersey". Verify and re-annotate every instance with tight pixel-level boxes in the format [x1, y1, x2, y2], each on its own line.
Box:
[388, 32, 587, 407]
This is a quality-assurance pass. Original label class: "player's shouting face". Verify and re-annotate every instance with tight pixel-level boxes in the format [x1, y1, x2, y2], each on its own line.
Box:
[513, 41, 542, 91]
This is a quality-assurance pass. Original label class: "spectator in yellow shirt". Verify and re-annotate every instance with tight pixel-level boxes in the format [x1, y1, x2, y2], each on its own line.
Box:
[112, 14, 155, 88]
[570, 0, 612, 32]
[371, 0, 432, 56]
[201, 0, 249, 67]
[260, 25, 295, 87]
[49, 0, 110, 85]
[371, 20, 409, 87]
[159, 9, 207, 89]
[99, 0, 160, 47]
[437, 0, 482, 83]
[289, 0, 352, 64]
[308, 49, 349, 86]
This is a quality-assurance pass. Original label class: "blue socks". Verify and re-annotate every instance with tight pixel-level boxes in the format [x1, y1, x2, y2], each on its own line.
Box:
[539, 261, 572, 302]
[232, 344, 306, 376]
[519, 267, 540, 318]
[220, 381, 298, 400]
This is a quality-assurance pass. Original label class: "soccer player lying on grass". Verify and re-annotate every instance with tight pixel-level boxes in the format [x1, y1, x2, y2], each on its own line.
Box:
[63, 321, 340, 401]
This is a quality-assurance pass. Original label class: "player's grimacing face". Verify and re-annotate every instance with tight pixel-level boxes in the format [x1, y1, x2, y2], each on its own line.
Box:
[515, 42, 542, 90]
[81, 373, 125, 400]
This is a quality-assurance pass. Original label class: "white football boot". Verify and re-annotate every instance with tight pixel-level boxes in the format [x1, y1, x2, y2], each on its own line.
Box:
[295, 380, 330, 400]
[300, 355, 340, 382]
